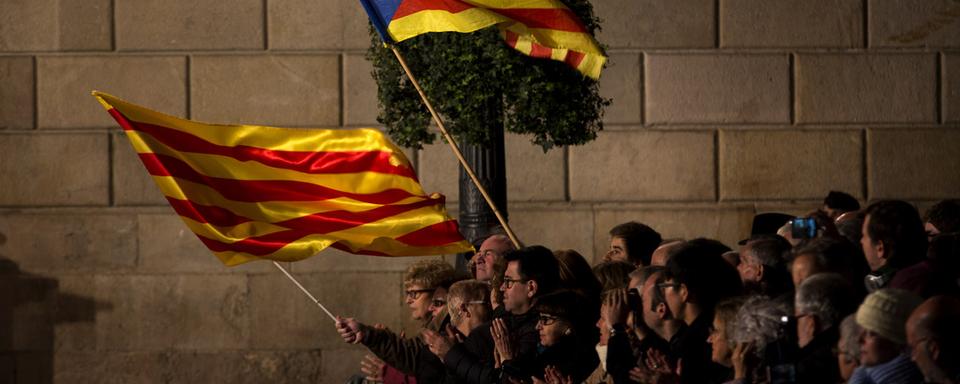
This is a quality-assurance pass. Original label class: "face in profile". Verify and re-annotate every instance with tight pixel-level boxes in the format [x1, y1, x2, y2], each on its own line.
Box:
[536, 313, 571, 347]
[500, 261, 532, 314]
[859, 329, 900, 367]
[405, 283, 435, 321]
[707, 314, 733, 367]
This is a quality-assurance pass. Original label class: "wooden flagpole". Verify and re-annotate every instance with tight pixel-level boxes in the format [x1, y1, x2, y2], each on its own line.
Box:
[389, 46, 521, 249]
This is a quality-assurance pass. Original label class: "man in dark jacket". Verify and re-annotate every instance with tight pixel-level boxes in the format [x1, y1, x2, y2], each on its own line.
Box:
[794, 273, 857, 383]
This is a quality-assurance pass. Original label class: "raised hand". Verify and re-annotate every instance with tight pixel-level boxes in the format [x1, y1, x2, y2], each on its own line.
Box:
[359, 354, 386, 382]
[602, 288, 629, 328]
[491, 318, 515, 364]
[335, 316, 365, 344]
[421, 325, 458, 360]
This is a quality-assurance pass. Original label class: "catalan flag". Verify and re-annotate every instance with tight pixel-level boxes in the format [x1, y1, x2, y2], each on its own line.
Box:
[93, 91, 472, 266]
[359, 0, 606, 79]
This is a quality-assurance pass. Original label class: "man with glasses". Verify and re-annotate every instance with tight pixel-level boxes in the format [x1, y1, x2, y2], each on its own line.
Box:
[906, 296, 960, 384]
[336, 259, 458, 383]
[793, 273, 857, 383]
[661, 241, 742, 384]
[434, 246, 561, 383]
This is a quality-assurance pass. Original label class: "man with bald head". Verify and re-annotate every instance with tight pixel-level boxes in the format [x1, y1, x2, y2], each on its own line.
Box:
[650, 239, 684, 266]
[906, 296, 960, 384]
[473, 233, 515, 281]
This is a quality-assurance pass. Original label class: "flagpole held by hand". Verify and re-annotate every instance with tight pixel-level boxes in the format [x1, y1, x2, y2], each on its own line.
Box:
[272, 261, 338, 323]
[389, 46, 521, 249]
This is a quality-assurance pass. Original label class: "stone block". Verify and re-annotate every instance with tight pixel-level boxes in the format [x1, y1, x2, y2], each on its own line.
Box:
[0, 133, 108, 206]
[868, 128, 960, 200]
[869, 0, 960, 47]
[290, 247, 448, 273]
[719, 130, 863, 200]
[505, 134, 566, 201]
[322, 347, 371, 383]
[137, 214, 273, 274]
[645, 54, 790, 123]
[344, 54, 380, 127]
[569, 130, 715, 201]
[115, 0, 263, 50]
[947, 54, 960, 123]
[594, 207, 755, 260]
[52, 275, 100, 352]
[418, 140, 460, 202]
[720, 0, 863, 47]
[0, 214, 136, 272]
[54, 350, 325, 384]
[94, 275, 249, 350]
[249, 272, 406, 349]
[796, 53, 937, 123]
[0, 57, 34, 129]
[191, 55, 340, 127]
[111, 133, 167, 206]
[0, 0, 111, 51]
[508, 207, 594, 257]
[37, 56, 187, 129]
[595, 0, 715, 48]
[600, 53, 642, 124]
[269, 0, 371, 50]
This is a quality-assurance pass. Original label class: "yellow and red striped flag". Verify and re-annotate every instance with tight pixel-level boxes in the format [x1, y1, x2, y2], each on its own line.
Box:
[93, 91, 472, 266]
[360, 0, 607, 79]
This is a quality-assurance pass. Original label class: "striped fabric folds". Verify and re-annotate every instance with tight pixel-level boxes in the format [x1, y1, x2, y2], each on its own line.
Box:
[360, 0, 606, 79]
[93, 91, 472, 266]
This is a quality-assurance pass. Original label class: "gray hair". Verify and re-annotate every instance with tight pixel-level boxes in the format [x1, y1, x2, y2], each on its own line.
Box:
[795, 273, 855, 330]
[732, 295, 790, 349]
[447, 280, 490, 324]
[838, 314, 862, 364]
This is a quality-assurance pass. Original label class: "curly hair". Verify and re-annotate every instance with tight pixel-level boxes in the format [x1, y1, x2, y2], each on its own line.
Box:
[403, 259, 456, 290]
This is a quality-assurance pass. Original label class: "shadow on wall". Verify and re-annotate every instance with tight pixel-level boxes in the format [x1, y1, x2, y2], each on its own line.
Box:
[0, 232, 112, 384]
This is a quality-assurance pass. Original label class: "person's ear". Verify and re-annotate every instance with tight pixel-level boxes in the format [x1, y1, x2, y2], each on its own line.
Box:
[756, 264, 766, 281]
[655, 302, 668, 320]
[928, 339, 941, 361]
[678, 283, 688, 302]
[527, 280, 538, 298]
[877, 241, 887, 260]
[460, 303, 470, 319]
[563, 327, 572, 336]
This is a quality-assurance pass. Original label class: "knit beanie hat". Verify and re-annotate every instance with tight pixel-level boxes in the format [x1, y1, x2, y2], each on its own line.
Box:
[855, 288, 922, 345]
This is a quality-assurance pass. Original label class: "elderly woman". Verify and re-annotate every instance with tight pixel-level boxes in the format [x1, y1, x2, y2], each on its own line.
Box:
[500, 289, 599, 383]
[837, 314, 862, 382]
[728, 295, 795, 384]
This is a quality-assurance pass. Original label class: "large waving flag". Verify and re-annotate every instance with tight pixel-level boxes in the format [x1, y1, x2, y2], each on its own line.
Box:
[93, 91, 472, 266]
[360, 0, 606, 79]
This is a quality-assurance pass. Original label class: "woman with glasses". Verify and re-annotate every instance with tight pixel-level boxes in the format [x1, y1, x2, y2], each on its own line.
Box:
[500, 289, 599, 383]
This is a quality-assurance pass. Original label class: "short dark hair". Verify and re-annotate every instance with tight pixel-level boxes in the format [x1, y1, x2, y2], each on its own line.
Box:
[865, 200, 927, 268]
[665, 241, 742, 310]
[503, 245, 560, 296]
[824, 191, 860, 212]
[609, 222, 662, 266]
[924, 199, 960, 235]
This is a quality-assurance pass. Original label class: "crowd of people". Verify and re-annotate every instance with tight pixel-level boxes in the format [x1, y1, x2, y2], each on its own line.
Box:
[335, 193, 960, 384]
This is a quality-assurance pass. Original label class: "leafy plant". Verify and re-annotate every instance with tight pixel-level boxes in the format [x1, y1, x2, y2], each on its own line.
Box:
[367, 0, 610, 151]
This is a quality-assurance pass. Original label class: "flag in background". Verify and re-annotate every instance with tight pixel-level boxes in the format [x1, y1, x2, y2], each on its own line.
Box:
[359, 0, 607, 79]
[93, 91, 472, 266]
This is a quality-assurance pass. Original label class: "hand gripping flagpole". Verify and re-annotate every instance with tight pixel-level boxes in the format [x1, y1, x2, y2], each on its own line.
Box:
[389, 46, 521, 249]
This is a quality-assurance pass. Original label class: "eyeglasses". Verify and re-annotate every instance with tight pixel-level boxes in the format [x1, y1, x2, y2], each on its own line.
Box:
[465, 300, 488, 305]
[656, 282, 681, 291]
[502, 277, 527, 289]
[538, 314, 560, 325]
[430, 298, 447, 308]
[404, 289, 435, 300]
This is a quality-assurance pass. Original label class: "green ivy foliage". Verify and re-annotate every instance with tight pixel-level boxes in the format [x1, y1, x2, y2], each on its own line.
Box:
[367, 0, 610, 151]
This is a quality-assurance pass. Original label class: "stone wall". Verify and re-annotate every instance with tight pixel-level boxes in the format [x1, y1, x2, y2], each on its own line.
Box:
[1, 0, 959, 382]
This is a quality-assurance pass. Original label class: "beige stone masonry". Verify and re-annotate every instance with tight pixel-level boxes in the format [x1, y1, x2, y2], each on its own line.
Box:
[869, 0, 960, 48]
[0, 133, 108, 206]
[595, 0, 715, 48]
[0, 0, 111, 51]
[796, 53, 937, 123]
[37, 56, 186, 129]
[720, 0, 862, 48]
[719, 130, 863, 200]
[868, 128, 960, 200]
[0, 57, 34, 129]
[645, 53, 790, 124]
[569, 130, 716, 201]
[115, 0, 263, 50]
[191, 55, 340, 127]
